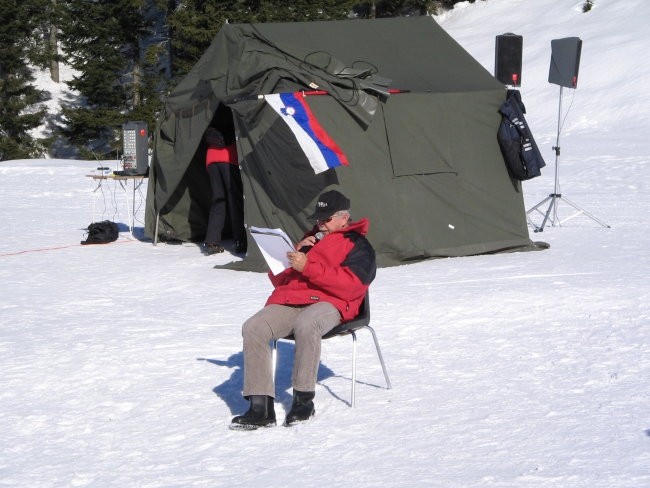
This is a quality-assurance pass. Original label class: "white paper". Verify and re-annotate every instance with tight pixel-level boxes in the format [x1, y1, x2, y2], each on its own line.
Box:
[249, 226, 296, 275]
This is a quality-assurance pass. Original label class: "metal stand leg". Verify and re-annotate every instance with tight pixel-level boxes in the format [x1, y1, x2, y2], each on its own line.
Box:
[131, 179, 137, 234]
[92, 181, 98, 223]
[89, 176, 107, 223]
[527, 86, 609, 232]
[559, 196, 610, 228]
[115, 176, 145, 237]
[123, 180, 133, 234]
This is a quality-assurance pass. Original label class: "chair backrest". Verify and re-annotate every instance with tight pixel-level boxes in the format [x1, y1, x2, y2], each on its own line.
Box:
[322, 291, 370, 339]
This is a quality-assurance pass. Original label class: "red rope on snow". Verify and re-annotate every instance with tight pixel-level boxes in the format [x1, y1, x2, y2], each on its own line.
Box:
[0, 238, 136, 257]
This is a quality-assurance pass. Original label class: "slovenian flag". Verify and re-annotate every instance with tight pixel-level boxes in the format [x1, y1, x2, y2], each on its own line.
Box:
[265, 92, 349, 174]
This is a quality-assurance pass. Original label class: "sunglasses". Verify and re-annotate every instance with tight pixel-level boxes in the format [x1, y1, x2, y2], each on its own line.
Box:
[316, 216, 334, 224]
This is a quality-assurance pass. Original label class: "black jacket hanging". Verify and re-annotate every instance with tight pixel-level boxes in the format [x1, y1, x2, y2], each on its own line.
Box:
[497, 89, 546, 180]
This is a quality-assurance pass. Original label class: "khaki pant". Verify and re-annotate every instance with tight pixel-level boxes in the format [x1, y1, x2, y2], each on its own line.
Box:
[241, 302, 341, 397]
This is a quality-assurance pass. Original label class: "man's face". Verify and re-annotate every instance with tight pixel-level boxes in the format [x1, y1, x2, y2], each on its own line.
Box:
[317, 212, 349, 235]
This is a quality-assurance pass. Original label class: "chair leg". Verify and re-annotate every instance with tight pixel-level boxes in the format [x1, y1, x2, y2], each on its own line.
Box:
[271, 339, 278, 383]
[351, 331, 357, 408]
[364, 325, 392, 390]
[272, 327, 390, 409]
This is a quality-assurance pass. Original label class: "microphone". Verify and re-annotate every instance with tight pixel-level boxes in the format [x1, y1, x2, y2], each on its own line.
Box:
[298, 232, 324, 253]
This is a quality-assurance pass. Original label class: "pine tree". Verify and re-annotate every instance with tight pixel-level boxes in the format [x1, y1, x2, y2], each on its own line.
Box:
[0, 0, 50, 160]
[57, 0, 164, 157]
[167, 0, 357, 83]
[353, 0, 434, 18]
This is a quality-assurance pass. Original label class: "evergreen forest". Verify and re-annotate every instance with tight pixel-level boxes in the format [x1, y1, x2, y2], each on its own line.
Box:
[0, 0, 477, 160]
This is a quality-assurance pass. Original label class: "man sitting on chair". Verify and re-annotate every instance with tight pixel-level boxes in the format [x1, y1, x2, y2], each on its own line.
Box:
[231, 190, 376, 430]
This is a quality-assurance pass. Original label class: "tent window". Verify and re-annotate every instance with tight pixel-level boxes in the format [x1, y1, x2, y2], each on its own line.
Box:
[383, 95, 456, 176]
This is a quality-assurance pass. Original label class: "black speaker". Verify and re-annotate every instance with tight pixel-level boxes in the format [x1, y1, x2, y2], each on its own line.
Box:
[548, 37, 582, 88]
[495, 33, 523, 86]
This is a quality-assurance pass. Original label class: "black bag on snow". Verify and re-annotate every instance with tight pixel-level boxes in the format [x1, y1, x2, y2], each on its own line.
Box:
[81, 221, 119, 245]
[497, 89, 546, 180]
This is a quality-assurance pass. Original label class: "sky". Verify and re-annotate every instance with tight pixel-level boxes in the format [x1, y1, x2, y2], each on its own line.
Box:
[1, 1, 648, 487]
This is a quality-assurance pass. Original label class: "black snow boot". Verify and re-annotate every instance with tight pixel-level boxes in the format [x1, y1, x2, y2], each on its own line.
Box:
[230, 395, 276, 430]
[284, 390, 315, 426]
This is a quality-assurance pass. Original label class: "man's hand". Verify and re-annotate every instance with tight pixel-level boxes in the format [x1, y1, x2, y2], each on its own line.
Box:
[287, 251, 307, 272]
[295, 235, 318, 251]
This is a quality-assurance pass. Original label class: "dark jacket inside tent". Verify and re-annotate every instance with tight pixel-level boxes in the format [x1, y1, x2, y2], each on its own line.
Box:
[144, 16, 535, 270]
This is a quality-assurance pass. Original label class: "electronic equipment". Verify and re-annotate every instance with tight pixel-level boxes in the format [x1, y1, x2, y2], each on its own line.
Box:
[121, 121, 149, 175]
[548, 37, 582, 88]
[495, 33, 523, 86]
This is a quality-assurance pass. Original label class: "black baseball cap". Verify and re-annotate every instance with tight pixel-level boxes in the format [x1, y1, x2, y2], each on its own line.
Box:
[308, 190, 350, 221]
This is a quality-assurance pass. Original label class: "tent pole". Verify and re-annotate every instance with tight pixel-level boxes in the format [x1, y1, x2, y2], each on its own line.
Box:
[153, 211, 160, 246]
[526, 86, 609, 232]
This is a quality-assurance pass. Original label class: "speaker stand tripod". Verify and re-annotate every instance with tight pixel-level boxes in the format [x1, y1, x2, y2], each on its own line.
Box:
[526, 86, 610, 232]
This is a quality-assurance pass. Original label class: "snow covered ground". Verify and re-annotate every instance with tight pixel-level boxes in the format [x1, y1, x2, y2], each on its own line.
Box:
[1, 1, 648, 486]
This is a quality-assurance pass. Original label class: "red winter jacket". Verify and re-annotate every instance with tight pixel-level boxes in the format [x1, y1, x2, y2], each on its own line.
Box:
[206, 144, 237, 167]
[266, 218, 376, 321]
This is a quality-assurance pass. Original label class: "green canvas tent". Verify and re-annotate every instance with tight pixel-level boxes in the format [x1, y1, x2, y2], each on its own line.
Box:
[144, 16, 534, 270]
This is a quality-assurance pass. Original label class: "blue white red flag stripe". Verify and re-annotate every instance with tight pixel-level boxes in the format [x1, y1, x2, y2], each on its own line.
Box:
[265, 92, 349, 174]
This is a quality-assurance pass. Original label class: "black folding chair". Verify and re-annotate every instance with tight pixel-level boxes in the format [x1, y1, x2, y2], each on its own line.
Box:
[271, 292, 391, 407]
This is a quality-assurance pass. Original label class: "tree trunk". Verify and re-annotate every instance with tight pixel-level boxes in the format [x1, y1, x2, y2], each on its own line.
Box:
[133, 61, 142, 107]
[50, 0, 59, 83]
